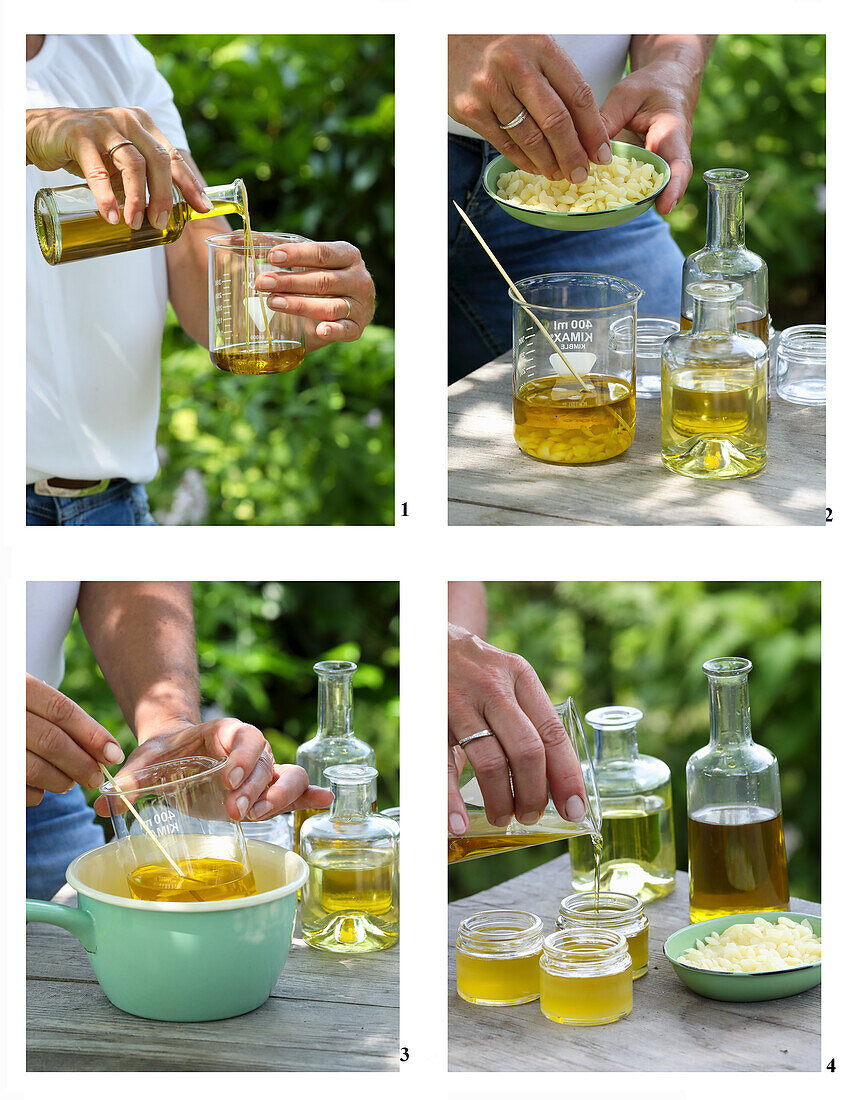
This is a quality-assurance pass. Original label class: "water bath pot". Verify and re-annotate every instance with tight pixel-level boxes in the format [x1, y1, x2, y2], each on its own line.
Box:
[25, 839, 307, 1021]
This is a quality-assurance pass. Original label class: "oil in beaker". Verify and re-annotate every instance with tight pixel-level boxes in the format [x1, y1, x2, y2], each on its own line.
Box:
[210, 340, 304, 376]
[127, 855, 257, 902]
[513, 374, 635, 464]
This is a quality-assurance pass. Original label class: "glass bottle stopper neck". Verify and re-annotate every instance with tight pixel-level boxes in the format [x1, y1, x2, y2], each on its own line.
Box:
[704, 168, 748, 249]
[325, 763, 377, 818]
[687, 280, 742, 335]
[703, 657, 754, 744]
[585, 706, 643, 762]
[315, 660, 357, 738]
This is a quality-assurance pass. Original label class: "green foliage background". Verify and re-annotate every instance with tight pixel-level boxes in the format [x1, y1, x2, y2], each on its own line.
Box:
[450, 581, 820, 904]
[668, 34, 825, 328]
[136, 35, 395, 525]
[62, 581, 399, 815]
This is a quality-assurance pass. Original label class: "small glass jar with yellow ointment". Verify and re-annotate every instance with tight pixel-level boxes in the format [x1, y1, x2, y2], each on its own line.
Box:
[556, 891, 649, 979]
[456, 910, 544, 1006]
[539, 929, 632, 1025]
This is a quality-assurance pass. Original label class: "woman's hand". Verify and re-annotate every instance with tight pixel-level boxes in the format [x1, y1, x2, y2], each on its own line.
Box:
[448, 35, 612, 182]
[448, 625, 587, 836]
[26, 674, 125, 807]
[26, 105, 212, 229]
[92, 717, 333, 822]
[256, 240, 375, 352]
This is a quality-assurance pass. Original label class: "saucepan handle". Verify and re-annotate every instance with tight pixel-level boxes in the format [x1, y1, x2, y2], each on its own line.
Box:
[26, 899, 97, 953]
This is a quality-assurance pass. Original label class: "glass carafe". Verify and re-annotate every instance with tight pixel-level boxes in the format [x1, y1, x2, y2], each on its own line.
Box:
[681, 169, 769, 348]
[662, 280, 768, 479]
[511, 273, 643, 464]
[448, 698, 602, 863]
[293, 660, 375, 853]
[686, 657, 790, 924]
[300, 765, 399, 953]
[568, 706, 675, 902]
[35, 178, 246, 265]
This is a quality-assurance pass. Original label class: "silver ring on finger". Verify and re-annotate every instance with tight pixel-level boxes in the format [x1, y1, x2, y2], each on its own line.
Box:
[499, 110, 527, 131]
[456, 729, 495, 748]
[106, 140, 136, 158]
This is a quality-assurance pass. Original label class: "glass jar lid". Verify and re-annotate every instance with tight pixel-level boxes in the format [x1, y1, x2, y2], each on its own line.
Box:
[457, 909, 544, 958]
[556, 891, 647, 937]
[540, 928, 631, 977]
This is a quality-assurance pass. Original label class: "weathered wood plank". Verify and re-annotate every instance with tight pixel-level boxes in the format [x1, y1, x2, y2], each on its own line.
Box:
[449, 354, 825, 527]
[448, 860, 819, 1072]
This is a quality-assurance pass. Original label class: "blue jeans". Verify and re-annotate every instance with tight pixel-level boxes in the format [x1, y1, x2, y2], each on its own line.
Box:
[449, 135, 685, 382]
[26, 479, 157, 526]
[27, 787, 105, 901]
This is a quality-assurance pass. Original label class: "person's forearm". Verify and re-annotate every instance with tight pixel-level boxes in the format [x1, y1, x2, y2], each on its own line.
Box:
[448, 581, 487, 638]
[76, 582, 200, 741]
[629, 35, 715, 75]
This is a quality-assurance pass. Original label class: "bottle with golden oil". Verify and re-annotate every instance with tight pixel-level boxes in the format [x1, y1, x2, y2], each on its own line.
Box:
[556, 891, 649, 979]
[34, 179, 247, 265]
[538, 929, 632, 1026]
[448, 697, 602, 863]
[687, 657, 790, 924]
[294, 660, 375, 853]
[568, 706, 675, 903]
[681, 168, 770, 407]
[455, 910, 544, 1006]
[300, 765, 399, 953]
[662, 281, 768, 479]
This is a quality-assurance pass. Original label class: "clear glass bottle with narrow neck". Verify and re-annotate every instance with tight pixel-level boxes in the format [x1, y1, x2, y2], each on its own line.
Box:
[300, 765, 399, 953]
[687, 657, 789, 924]
[662, 280, 768, 479]
[294, 661, 375, 853]
[568, 706, 675, 903]
[681, 169, 769, 348]
[35, 178, 247, 265]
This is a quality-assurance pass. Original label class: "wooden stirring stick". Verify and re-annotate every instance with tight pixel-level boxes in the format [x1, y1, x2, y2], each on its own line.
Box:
[452, 200, 630, 432]
[98, 762, 198, 883]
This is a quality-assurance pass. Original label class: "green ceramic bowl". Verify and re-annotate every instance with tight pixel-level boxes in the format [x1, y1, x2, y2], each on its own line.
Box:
[26, 839, 307, 1021]
[664, 912, 821, 1002]
[483, 142, 670, 232]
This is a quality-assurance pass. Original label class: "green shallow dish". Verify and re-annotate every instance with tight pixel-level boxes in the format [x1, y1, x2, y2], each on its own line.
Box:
[664, 912, 821, 1002]
[483, 141, 670, 232]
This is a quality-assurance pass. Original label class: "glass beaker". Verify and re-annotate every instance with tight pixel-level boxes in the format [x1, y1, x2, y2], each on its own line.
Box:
[681, 169, 769, 347]
[611, 316, 680, 399]
[300, 765, 400, 953]
[662, 280, 768, 479]
[207, 230, 306, 375]
[99, 756, 256, 902]
[447, 698, 602, 863]
[686, 657, 790, 924]
[511, 273, 643, 464]
[567, 706, 675, 902]
[293, 660, 375, 853]
[35, 178, 246, 265]
[776, 324, 826, 406]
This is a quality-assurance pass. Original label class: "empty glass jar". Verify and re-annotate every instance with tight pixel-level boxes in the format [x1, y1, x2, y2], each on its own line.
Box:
[776, 324, 826, 406]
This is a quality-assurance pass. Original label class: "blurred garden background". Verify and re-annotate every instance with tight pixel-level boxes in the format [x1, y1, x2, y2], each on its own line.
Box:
[449, 581, 820, 904]
[62, 581, 399, 820]
[137, 35, 395, 525]
[668, 34, 825, 329]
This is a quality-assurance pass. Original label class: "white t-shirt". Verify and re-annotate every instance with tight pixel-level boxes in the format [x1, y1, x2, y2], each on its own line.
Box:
[26, 582, 81, 688]
[449, 35, 632, 141]
[26, 35, 188, 484]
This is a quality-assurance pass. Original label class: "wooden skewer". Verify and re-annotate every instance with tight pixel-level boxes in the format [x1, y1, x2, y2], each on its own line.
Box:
[452, 200, 630, 433]
[98, 762, 199, 883]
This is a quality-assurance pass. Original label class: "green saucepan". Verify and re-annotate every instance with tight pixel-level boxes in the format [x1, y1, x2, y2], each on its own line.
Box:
[482, 141, 670, 232]
[664, 912, 821, 1002]
[26, 839, 307, 1021]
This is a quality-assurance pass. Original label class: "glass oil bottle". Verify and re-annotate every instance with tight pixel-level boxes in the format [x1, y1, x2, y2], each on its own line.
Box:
[662, 281, 768, 479]
[681, 169, 769, 351]
[294, 660, 375, 853]
[448, 698, 602, 863]
[568, 706, 675, 903]
[300, 765, 399, 953]
[687, 657, 790, 924]
[35, 178, 248, 265]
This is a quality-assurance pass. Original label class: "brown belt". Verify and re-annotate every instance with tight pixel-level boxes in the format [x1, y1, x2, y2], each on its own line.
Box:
[32, 478, 112, 498]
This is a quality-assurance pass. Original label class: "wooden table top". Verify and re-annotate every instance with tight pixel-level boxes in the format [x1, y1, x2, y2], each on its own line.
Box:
[448, 859, 820, 1072]
[448, 353, 826, 526]
[27, 899, 399, 1072]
